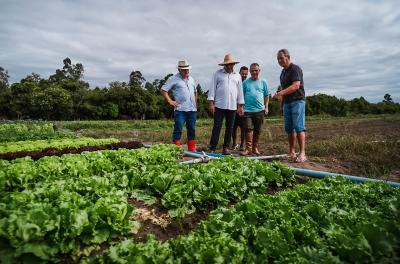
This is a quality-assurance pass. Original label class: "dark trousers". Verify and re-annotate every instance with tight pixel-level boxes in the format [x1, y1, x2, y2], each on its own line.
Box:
[173, 111, 196, 141]
[232, 113, 244, 146]
[209, 107, 236, 150]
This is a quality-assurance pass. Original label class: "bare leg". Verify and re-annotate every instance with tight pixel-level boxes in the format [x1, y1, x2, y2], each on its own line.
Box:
[297, 131, 306, 157]
[288, 133, 296, 156]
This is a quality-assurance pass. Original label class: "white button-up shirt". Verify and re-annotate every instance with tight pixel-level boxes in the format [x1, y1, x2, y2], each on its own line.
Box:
[207, 68, 244, 110]
[161, 73, 197, 112]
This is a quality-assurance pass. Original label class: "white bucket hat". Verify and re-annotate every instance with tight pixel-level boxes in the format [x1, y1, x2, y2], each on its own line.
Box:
[218, 53, 240, 66]
[177, 60, 191, 70]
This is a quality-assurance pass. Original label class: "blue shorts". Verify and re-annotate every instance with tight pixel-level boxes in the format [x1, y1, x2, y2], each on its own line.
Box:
[283, 100, 306, 134]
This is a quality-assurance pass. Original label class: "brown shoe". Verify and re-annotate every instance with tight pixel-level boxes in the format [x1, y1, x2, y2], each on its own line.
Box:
[222, 148, 231, 155]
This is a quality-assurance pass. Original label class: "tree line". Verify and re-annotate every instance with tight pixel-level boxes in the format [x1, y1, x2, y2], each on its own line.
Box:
[0, 58, 399, 120]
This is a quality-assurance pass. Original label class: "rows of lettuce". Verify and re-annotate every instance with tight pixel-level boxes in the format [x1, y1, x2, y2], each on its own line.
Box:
[0, 123, 73, 143]
[0, 122, 122, 155]
[0, 145, 294, 263]
[0, 137, 120, 155]
[83, 177, 400, 264]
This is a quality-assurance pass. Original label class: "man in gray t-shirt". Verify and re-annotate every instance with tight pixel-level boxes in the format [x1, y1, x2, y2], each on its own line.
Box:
[273, 49, 307, 163]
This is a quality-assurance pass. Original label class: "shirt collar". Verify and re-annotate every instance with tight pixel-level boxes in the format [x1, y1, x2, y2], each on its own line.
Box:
[177, 72, 189, 80]
[283, 63, 293, 72]
[222, 68, 237, 74]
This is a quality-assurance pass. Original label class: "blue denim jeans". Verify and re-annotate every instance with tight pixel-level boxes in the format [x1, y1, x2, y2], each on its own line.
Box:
[173, 111, 196, 141]
[283, 100, 306, 134]
[209, 107, 236, 150]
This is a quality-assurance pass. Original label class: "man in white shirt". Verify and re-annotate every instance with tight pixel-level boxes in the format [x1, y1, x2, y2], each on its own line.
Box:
[208, 54, 245, 154]
[161, 60, 197, 151]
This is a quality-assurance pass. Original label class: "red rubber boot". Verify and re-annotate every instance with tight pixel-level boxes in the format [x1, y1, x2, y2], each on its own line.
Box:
[187, 139, 196, 152]
[173, 140, 181, 146]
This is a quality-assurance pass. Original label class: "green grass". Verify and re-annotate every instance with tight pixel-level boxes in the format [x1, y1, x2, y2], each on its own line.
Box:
[308, 135, 400, 179]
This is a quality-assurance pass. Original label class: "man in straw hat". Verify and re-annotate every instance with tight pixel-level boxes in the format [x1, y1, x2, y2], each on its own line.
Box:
[208, 53, 245, 154]
[161, 59, 197, 151]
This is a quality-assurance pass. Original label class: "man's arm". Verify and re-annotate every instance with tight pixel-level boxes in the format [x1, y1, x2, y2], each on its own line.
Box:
[272, 81, 300, 101]
[264, 95, 270, 115]
[277, 81, 300, 96]
[207, 72, 217, 114]
[237, 77, 245, 116]
[161, 90, 179, 107]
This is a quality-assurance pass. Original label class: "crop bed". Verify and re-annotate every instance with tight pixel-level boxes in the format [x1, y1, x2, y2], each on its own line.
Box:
[0, 145, 295, 263]
[0, 123, 73, 143]
[84, 178, 400, 264]
[0, 140, 143, 161]
[0, 144, 398, 263]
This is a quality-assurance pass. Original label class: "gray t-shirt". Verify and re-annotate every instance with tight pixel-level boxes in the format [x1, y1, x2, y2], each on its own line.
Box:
[280, 63, 305, 104]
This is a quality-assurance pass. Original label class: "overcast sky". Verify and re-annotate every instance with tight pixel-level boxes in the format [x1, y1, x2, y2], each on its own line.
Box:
[1, 0, 399, 102]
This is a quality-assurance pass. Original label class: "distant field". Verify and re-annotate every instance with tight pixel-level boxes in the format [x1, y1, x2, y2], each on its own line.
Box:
[53, 114, 400, 180]
[1, 114, 399, 179]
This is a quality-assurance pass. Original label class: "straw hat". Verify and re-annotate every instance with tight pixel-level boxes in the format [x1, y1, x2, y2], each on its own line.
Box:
[218, 53, 240, 66]
[177, 60, 191, 70]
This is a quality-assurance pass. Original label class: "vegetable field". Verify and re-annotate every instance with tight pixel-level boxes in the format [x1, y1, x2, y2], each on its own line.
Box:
[0, 120, 399, 263]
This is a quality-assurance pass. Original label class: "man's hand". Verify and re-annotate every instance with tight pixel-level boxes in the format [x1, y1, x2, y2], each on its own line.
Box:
[237, 105, 244, 116]
[272, 92, 282, 101]
[264, 107, 269, 116]
[208, 102, 215, 114]
[169, 100, 180, 107]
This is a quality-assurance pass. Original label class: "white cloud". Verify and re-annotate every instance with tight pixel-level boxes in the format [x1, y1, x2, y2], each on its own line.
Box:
[0, 0, 399, 102]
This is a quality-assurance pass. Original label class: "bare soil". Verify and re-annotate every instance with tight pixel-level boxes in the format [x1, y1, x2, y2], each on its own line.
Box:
[128, 198, 211, 242]
[127, 176, 307, 242]
[194, 118, 400, 182]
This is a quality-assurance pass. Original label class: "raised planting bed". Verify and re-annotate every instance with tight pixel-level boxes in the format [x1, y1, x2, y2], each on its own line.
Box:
[83, 177, 400, 264]
[0, 122, 74, 143]
[0, 145, 296, 263]
[0, 139, 143, 160]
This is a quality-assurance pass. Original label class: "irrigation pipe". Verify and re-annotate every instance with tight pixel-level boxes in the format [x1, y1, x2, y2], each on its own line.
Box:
[247, 154, 288, 160]
[292, 167, 400, 188]
[182, 150, 400, 188]
[143, 145, 399, 187]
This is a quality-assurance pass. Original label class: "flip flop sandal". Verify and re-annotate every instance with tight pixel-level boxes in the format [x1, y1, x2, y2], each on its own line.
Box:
[295, 155, 307, 163]
[285, 153, 297, 160]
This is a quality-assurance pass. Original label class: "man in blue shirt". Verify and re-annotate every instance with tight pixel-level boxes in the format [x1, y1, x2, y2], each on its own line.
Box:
[240, 63, 269, 156]
[161, 60, 197, 151]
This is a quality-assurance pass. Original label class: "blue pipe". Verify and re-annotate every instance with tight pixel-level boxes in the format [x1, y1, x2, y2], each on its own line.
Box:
[184, 151, 224, 158]
[182, 150, 400, 188]
[292, 167, 400, 188]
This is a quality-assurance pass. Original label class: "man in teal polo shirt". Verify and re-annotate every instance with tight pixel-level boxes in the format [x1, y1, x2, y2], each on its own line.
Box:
[240, 63, 269, 156]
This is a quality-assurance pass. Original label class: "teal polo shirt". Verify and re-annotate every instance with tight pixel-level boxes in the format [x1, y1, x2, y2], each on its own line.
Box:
[243, 78, 269, 112]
